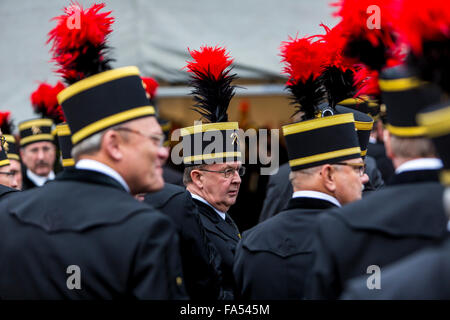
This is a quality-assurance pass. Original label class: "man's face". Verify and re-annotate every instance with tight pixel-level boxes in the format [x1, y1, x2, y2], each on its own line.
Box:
[119, 116, 168, 194]
[20, 141, 56, 177]
[196, 161, 242, 212]
[332, 157, 366, 205]
[9, 159, 22, 190]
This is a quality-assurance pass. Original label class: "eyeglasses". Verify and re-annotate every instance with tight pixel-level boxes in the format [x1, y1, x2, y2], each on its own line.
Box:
[199, 166, 246, 178]
[114, 127, 165, 148]
[333, 162, 366, 177]
[0, 171, 16, 177]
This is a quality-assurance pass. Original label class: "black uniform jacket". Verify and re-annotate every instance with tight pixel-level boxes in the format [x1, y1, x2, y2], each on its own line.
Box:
[234, 197, 337, 300]
[193, 199, 240, 298]
[0, 184, 17, 198]
[144, 183, 224, 300]
[306, 169, 448, 300]
[259, 157, 384, 222]
[21, 168, 38, 190]
[341, 237, 450, 300]
[0, 168, 186, 299]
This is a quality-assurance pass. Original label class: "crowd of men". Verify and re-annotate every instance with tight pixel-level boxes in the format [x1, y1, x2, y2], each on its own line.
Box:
[0, 0, 450, 300]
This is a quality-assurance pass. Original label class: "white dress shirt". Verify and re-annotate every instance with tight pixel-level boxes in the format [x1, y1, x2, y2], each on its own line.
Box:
[26, 169, 55, 187]
[190, 193, 227, 220]
[292, 190, 341, 207]
[75, 159, 130, 192]
[395, 158, 443, 174]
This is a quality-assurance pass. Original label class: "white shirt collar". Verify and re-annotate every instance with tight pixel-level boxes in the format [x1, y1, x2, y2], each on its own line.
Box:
[26, 169, 55, 187]
[75, 159, 130, 192]
[369, 136, 377, 144]
[395, 158, 443, 174]
[190, 192, 227, 220]
[292, 190, 341, 207]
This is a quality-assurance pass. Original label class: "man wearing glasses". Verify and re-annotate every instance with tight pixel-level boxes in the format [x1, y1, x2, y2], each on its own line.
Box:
[233, 111, 366, 300]
[307, 65, 449, 299]
[0, 135, 20, 190]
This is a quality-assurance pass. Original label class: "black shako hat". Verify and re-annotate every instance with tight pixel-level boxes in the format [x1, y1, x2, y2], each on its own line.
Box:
[55, 122, 74, 168]
[379, 64, 442, 137]
[181, 45, 241, 166]
[417, 102, 450, 185]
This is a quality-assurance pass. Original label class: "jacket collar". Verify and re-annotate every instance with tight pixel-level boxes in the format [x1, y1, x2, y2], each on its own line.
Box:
[286, 197, 339, 211]
[56, 168, 127, 192]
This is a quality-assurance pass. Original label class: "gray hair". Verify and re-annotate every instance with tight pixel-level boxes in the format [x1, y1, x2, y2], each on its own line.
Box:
[289, 166, 322, 189]
[71, 124, 126, 162]
[390, 136, 436, 159]
[183, 164, 206, 186]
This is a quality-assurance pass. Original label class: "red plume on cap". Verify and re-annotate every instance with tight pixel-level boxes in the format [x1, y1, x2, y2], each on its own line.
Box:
[396, 0, 450, 55]
[318, 24, 354, 72]
[141, 77, 159, 100]
[30, 81, 66, 124]
[0, 111, 13, 135]
[354, 66, 381, 98]
[280, 36, 325, 85]
[185, 46, 234, 81]
[185, 45, 237, 123]
[47, 2, 114, 85]
[396, 0, 450, 93]
[332, 0, 397, 71]
[280, 35, 326, 120]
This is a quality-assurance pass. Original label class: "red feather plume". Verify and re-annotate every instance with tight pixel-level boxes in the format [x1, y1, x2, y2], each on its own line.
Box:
[185, 46, 233, 81]
[280, 35, 325, 85]
[184, 45, 237, 123]
[354, 66, 381, 98]
[317, 24, 354, 72]
[396, 0, 450, 55]
[47, 2, 114, 84]
[30, 82, 66, 124]
[141, 77, 159, 100]
[0, 111, 11, 128]
[332, 0, 397, 71]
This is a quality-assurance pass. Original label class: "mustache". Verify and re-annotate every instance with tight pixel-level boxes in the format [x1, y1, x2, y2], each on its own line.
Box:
[36, 161, 50, 167]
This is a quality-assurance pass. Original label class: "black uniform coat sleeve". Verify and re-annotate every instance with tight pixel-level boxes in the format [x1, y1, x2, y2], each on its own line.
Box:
[341, 237, 450, 300]
[306, 170, 448, 300]
[258, 163, 292, 223]
[234, 197, 337, 300]
[144, 183, 224, 300]
[0, 168, 187, 300]
[193, 199, 240, 298]
[0, 184, 18, 198]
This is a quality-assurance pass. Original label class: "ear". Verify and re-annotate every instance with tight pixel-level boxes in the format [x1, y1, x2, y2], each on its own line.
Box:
[320, 164, 337, 193]
[190, 169, 204, 189]
[383, 129, 394, 160]
[102, 130, 124, 161]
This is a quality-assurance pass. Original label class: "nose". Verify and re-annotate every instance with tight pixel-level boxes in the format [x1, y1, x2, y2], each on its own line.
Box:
[231, 169, 242, 184]
[361, 173, 370, 185]
[9, 175, 18, 189]
[37, 149, 45, 161]
[158, 145, 169, 164]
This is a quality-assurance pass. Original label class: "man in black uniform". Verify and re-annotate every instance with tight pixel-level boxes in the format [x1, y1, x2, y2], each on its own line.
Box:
[0, 3, 185, 299]
[306, 65, 448, 300]
[144, 183, 224, 300]
[342, 101, 450, 300]
[233, 36, 368, 299]
[19, 118, 56, 190]
[181, 45, 243, 299]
